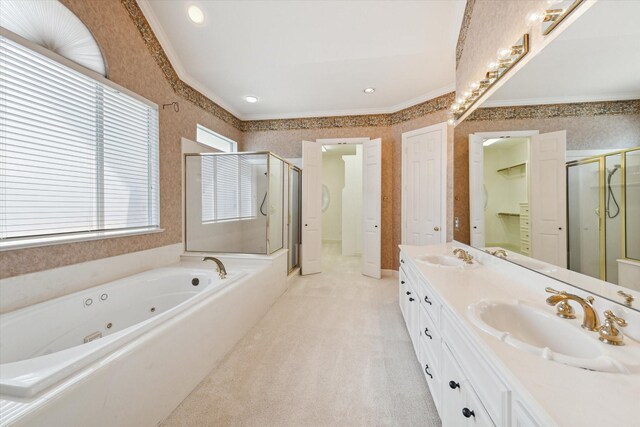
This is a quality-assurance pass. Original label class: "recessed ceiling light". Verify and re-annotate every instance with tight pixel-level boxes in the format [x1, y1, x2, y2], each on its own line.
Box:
[363, 87, 376, 94]
[244, 95, 258, 103]
[187, 5, 205, 24]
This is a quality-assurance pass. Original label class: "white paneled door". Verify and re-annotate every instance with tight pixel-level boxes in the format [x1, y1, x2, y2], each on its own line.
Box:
[468, 134, 485, 248]
[530, 131, 567, 267]
[362, 138, 382, 278]
[402, 123, 447, 246]
[301, 140, 322, 274]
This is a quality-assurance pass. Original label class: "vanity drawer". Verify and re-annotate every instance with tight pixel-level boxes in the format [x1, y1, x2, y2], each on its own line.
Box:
[441, 308, 509, 426]
[420, 346, 441, 412]
[419, 304, 441, 367]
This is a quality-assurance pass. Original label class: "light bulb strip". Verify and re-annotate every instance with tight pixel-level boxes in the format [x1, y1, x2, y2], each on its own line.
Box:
[449, 33, 529, 123]
[542, 0, 584, 36]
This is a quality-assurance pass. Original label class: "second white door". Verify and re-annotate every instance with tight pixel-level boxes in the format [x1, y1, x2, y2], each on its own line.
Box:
[402, 123, 447, 245]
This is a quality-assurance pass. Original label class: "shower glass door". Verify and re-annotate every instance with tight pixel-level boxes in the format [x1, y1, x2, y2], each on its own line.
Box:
[604, 153, 622, 283]
[567, 160, 601, 280]
[288, 167, 301, 271]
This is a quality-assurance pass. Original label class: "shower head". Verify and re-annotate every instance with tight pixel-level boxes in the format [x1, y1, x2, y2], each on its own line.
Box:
[607, 164, 621, 177]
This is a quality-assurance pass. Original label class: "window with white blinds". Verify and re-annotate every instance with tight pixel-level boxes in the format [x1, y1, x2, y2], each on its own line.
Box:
[0, 34, 160, 247]
[201, 155, 256, 222]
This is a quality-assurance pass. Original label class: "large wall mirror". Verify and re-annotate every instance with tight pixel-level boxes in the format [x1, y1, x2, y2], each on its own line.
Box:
[454, 0, 640, 310]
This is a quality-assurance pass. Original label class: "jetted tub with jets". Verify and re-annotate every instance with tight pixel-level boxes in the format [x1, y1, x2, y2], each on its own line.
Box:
[0, 266, 246, 400]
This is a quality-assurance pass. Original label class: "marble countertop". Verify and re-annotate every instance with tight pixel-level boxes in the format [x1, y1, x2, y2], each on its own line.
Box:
[400, 242, 640, 427]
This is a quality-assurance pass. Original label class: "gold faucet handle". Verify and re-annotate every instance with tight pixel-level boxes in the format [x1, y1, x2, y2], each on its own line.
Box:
[599, 310, 627, 346]
[618, 290, 634, 307]
[604, 310, 627, 328]
[545, 287, 563, 295]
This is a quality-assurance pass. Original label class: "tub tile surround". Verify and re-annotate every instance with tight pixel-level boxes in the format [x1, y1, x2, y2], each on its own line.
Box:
[0, 251, 289, 426]
[400, 242, 640, 426]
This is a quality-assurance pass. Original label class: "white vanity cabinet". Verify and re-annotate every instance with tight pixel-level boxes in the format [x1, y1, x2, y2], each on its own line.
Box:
[399, 251, 537, 427]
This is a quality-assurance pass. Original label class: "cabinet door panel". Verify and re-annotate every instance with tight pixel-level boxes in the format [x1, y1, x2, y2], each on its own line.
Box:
[464, 382, 495, 427]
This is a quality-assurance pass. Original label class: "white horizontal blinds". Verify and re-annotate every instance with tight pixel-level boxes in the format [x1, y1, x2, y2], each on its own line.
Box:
[0, 35, 159, 242]
[215, 155, 240, 220]
[199, 154, 257, 223]
[239, 156, 255, 218]
[102, 86, 159, 229]
[201, 156, 215, 222]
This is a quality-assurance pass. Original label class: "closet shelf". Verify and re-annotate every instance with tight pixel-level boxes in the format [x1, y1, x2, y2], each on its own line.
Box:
[497, 162, 526, 173]
[497, 212, 521, 217]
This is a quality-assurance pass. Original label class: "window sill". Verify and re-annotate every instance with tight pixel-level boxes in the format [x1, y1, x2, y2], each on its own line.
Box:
[0, 227, 164, 252]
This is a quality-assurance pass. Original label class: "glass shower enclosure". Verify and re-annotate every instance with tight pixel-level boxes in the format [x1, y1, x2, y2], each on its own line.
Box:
[184, 152, 302, 271]
[567, 147, 639, 283]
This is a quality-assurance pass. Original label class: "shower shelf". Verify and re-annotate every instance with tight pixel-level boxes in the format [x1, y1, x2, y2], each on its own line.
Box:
[497, 212, 521, 217]
[497, 162, 526, 173]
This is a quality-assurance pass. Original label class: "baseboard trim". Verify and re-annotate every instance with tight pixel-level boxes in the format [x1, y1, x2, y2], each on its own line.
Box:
[381, 269, 399, 278]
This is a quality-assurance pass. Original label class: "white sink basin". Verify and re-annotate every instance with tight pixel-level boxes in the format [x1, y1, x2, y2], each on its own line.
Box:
[467, 299, 628, 373]
[416, 254, 479, 269]
[511, 258, 557, 273]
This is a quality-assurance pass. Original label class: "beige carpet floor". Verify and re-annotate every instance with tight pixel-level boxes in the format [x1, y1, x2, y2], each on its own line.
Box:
[162, 242, 440, 427]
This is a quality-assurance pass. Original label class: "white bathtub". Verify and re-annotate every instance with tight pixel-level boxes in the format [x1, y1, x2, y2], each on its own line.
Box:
[0, 267, 244, 398]
[0, 252, 287, 427]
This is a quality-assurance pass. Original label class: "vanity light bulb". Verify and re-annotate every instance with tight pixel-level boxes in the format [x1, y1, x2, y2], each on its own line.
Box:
[469, 81, 480, 91]
[528, 11, 544, 24]
[447, 117, 456, 126]
[451, 103, 460, 111]
[497, 48, 512, 60]
[456, 97, 465, 104]
[487, 61, 499, 72]
[463, 91, 472, 98]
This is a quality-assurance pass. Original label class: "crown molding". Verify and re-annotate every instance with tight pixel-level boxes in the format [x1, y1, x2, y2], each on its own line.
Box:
[241, 92, 454, 132]
[242, 84, 455, 121]
[482, 93, 640, 108]
[466, 99, 640, 122]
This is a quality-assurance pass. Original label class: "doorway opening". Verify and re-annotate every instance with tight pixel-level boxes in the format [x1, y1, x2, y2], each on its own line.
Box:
[301, 137, 381, 278]
[482, 137, 530, 255]
[321, 143, 363, 272]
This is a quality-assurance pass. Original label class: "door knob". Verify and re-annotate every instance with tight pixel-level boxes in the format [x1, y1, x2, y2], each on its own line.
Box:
[473, 226, 477, 229]
[462, 408, 475, 418]
[434, 226, 440, 231]
[448, 380, 460, 390]
[374, 225, 378, 228]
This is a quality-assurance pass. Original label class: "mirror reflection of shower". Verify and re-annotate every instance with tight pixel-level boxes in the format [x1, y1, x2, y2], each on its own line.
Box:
[606, 164, 620, 219]
[567, 149, 638, 285]
[259, 171, 268, 216]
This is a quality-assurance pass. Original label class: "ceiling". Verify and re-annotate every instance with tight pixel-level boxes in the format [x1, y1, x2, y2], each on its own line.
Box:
[139, 1, 465, 120]
[486, 1, 640, 107]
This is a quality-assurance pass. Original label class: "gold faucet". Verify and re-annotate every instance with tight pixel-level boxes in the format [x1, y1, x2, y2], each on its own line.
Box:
[545, 288, 600, 331]
[598, 310, 627, 346]
[453, 248, 474, 264]
[617, 290, 634, 308]
[203, 256, 227, 279]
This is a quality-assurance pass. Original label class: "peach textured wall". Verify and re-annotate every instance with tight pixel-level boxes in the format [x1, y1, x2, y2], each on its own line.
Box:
[243, 111, 451, 270]
[453, 113, 640, 244]
[456, 0, 547, 101]
[0, 0, 243, 279]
